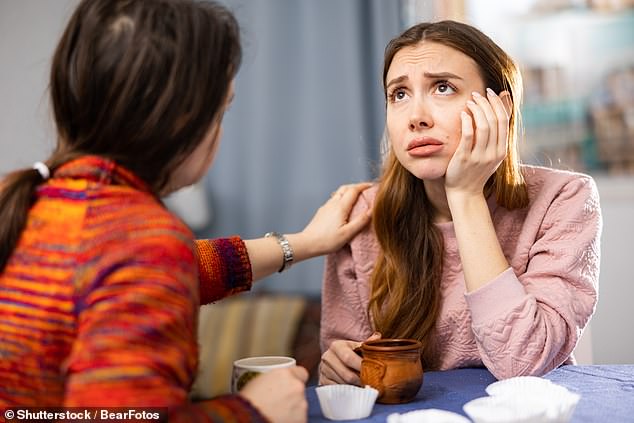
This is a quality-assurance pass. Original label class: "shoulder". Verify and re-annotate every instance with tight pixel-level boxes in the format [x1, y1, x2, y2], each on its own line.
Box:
[84, 185, 195, 259]
[521, 165, 599, 206]
[64, 186, 199, 298]
[347, 183, 380, 254]
[350, 183, 379, 217]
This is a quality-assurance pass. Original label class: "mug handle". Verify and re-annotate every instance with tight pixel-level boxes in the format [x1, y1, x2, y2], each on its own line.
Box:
[361, 358, 386, 397]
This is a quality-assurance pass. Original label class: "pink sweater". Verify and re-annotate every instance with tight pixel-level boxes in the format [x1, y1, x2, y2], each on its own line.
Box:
[321, 165, 601, 379]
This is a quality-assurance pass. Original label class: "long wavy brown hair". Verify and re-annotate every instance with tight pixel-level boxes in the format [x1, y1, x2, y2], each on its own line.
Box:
[0, 0, 241, 273]
[369, 21, 529, 369]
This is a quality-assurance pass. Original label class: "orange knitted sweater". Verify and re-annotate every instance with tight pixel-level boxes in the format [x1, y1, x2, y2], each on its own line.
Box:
[0, 156, 266, 422]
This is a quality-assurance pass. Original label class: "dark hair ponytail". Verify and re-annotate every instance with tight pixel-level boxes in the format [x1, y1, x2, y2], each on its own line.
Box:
[0, 149, 83, 273]
[0, 169, 45, 272]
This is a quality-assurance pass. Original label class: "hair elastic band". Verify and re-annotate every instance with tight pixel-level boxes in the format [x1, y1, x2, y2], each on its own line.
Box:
[32, 161, 50, 180]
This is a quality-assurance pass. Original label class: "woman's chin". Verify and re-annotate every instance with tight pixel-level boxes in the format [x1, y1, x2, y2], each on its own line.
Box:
[410, 168, 447, 182]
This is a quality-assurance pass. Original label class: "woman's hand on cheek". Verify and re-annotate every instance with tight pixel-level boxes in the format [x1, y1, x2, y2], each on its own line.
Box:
[445, 89, 510, 197]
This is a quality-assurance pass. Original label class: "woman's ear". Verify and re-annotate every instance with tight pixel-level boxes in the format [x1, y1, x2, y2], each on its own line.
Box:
[499, 91, 513, 118]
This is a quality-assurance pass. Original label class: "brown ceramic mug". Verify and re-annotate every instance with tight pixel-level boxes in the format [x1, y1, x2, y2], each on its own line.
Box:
[358, 338, 423, 404]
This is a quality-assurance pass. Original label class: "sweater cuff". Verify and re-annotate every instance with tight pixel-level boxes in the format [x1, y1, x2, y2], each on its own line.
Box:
[197, 236, 253, 304]
[464, 267, 527, 324]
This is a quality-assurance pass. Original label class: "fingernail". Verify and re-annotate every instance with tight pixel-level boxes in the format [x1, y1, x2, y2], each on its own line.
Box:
[486, 87, 496, 96]
[466, 100, 476, 106]
[472, 91, 481, 98]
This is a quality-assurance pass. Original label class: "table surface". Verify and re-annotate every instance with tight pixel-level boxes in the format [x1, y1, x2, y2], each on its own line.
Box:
[306, 364, 634, 422]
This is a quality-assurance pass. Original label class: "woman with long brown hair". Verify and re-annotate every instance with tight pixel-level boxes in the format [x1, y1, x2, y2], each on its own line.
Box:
[0, 1, 371, 421]
[319, 20, 601, 384]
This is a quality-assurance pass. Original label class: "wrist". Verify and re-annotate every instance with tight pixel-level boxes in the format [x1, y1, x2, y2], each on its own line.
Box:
[285, 232, 318, 263]
[446, 189, 485, 207]
[446, 191, 489, 222]
[264, 232, 294, 272]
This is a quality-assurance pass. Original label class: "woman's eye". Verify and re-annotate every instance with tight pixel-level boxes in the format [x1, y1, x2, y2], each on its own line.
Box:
[391, 89, 408, 102]
[435, 82, 456, 95]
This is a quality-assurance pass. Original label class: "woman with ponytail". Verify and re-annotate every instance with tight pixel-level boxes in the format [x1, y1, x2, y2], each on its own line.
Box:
[319, 20, 601, 384]
[0, 1, 371, 421]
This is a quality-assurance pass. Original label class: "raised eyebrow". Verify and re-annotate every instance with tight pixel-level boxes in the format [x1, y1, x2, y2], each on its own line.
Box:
[386, 75, 408, 90]
[423, 71, 463, 80]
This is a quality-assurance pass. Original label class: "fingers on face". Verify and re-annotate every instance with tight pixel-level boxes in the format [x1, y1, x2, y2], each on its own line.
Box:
[466, 89, 511, 155]
[488, 89, 511, 157]
[467, 91, 493, 151]
[459, 111, 474, 153]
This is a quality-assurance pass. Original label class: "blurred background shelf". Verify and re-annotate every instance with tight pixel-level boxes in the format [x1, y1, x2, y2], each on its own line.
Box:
[465, 4, 634, 174]
[511, 9, 634, 174]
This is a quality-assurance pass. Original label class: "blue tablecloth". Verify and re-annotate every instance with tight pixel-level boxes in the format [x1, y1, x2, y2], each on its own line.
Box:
[306, 365, 634, 422]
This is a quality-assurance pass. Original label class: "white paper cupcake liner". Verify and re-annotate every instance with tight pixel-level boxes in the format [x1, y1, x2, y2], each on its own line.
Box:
[315, 384, 379, 421]
[387, 408, 471, 423]
[539, 387, 581, 423]
[486, 376, 554, 396]
[464, 395, 548, 423]
[484, 376, 580, 423]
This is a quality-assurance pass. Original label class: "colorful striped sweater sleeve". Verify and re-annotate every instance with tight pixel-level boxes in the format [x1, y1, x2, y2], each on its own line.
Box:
[0, 156, 265, 422]
[195, 237, 253, 305]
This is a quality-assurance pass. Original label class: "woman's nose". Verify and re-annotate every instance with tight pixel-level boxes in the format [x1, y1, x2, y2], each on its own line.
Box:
[408, 98, 432, 130]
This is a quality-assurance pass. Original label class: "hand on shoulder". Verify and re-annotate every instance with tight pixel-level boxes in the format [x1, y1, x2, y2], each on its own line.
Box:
[297, 182, 373, 257]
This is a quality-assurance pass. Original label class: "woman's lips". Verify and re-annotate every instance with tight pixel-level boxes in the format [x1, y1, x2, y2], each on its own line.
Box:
[407, 138, 443, 157]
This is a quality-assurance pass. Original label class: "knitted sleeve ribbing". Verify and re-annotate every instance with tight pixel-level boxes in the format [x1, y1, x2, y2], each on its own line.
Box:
[195, 236, 253, 305]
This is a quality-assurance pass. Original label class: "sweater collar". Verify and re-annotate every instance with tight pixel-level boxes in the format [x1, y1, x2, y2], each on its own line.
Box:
[53, 155, 153, 194]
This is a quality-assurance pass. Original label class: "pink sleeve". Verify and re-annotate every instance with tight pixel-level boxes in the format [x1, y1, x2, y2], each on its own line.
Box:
[465, 175, 601, 379]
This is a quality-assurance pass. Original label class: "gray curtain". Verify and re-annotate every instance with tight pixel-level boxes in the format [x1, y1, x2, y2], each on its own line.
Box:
[199, 0, 403, 295]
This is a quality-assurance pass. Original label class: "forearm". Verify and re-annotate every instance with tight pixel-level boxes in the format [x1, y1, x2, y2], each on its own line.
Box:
[465, 268, 587, 379]
[197, 227, 353, 296]
[447, 192, 509, 292]
[244, 232, 319, 282]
